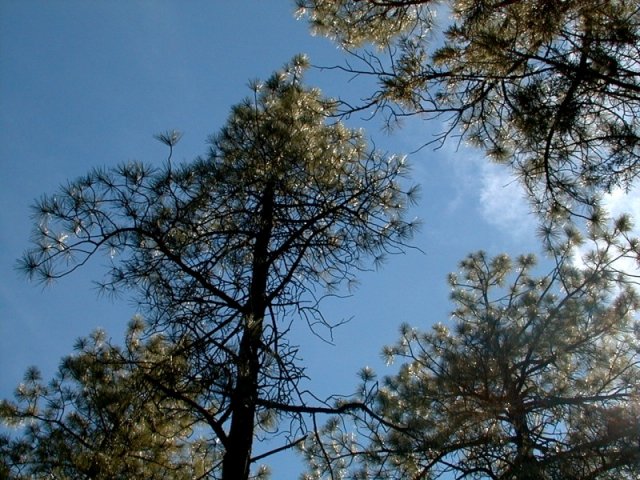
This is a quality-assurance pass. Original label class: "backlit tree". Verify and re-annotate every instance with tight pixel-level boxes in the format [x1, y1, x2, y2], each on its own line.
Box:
[297, 0, 640, 219]
[11, 57, 417, 480]
[302, 217, 640, 479]
[1, 319, 213, 479]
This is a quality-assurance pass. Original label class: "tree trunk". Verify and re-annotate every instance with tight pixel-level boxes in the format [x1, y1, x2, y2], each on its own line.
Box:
[510, 399, 540, 480]
[221, 321, 262, 480]
[221, 183, 274, 480]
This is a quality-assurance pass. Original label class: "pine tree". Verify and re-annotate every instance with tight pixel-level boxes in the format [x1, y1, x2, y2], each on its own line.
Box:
[10, 57, 417, 480]
[302, 218, 640, 479]
[1, 319, 213, 479]
[297, 0, 640, 219]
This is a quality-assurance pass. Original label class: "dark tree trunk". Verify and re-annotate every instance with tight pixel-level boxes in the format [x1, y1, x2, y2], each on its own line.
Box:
[509, 398, 540, 480]
[221, 183, 274, 480]
[221, 322, 262, 480]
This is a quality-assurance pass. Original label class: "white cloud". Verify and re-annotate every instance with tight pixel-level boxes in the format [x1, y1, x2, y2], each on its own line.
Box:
[602, 185, 640, 224]
[476, 162, 537, 241]
[428, 139, 538, 243]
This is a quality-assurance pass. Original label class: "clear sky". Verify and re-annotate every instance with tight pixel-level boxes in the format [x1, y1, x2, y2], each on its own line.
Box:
[3, 1, 634, 478]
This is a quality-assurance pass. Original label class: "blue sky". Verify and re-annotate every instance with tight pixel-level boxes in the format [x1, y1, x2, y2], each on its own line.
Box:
[0, 1, 606, 477]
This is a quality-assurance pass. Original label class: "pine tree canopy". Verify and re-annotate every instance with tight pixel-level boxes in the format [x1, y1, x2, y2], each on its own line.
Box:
[5, 58, 417, 480]
[302, 219, 640, 479]
[297, 0, 640, 219]
[1, 320, 213, 479]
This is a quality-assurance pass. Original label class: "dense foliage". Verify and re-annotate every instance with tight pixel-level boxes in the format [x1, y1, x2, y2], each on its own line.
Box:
[298, 0, 640, 218]
[1, 319, 212, 479]
[302, 219, 640, 479]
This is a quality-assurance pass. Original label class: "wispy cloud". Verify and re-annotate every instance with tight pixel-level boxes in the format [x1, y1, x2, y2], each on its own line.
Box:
[602, 185, 640, 223]
[427, 139, 538, 244]
[477, 162, 537, 240]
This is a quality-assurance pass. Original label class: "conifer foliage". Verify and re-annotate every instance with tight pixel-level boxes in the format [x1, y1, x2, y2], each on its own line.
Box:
[3, 58, 417, 480]
[1, 320, 212, 479]
[297, 0, 640, 218]
[302, 219, 640, 479]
